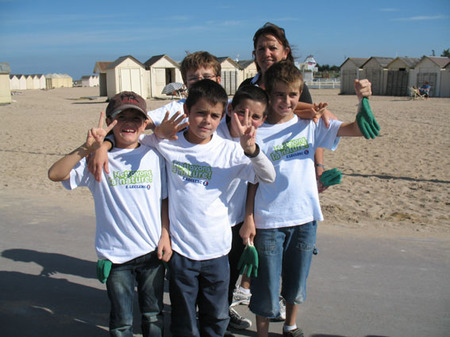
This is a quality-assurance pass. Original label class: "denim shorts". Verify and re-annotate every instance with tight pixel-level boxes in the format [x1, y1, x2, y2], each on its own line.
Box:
[249, 221, 317, 318]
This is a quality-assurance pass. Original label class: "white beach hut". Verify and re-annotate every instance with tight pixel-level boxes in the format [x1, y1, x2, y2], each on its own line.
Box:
[237, 60, 257, 85]
[339, 58, 368, 94]
[360, 57, 393, 95]
[218, 57, 241, 95]
[439, 61, 450, 97]
[25, 75, 36, 89]
[9, 74, 21, 90]
[412, 56, 450, 97]
[106, 55, 149, 99]
[93, 61, 112, 96]
[144, 54, 182, 99]
[17, 75, 27, 90]
[33, 74, 46, 89]
[81, 75, 99, 87]
[385, 57, 420, 96]
[45, 73, 73, 89]
[0, 63, 11, 104]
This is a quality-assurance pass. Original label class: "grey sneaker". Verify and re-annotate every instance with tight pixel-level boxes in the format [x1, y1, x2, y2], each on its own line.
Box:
[271, 297, 286, 321]
[283, 328, 304, 337]
[231, 287, 251, 306]
[229, 307, 252, 330]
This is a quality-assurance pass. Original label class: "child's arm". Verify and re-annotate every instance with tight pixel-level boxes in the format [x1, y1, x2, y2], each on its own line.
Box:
[48, 112, 116, 182]
[157, 198, 172, 262]
[231, 109, 276, 183]
[240, 183, 258, 245]
[295, 102, 337, 128]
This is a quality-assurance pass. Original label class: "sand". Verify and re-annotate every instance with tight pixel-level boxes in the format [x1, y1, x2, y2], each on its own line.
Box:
[1, 86, 449, 238]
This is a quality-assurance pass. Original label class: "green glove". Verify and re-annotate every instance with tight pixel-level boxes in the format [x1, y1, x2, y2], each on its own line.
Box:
[96, 259, 112, 283]
[356, 97, 380, 139]
[320, 168, 342, 187]
[237, 242, 259, 278]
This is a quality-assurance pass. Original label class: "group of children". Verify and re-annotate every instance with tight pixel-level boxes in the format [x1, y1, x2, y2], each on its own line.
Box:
[49, 51, 375, 337]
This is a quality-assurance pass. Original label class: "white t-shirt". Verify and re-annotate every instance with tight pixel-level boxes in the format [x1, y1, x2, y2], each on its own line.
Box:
[147, 99, 187, 126]
[62, 145, 167, 264]
[254, 116, 342, 229]
[216, 120, 248, 227]
[141, 132, 258, 260]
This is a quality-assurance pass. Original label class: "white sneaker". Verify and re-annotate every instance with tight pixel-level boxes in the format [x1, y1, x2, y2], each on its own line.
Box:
[231, 287, 251, 306]
[229, 307, 252, 330]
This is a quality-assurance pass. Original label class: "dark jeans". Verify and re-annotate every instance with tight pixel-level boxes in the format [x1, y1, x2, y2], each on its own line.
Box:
[228, 222, 246, 305]
[106, 251, 165, 337]
[169, 252, 230, 337]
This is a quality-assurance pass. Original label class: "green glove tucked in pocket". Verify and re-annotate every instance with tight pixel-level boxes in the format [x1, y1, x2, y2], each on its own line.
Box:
[97, 259, 112, 283]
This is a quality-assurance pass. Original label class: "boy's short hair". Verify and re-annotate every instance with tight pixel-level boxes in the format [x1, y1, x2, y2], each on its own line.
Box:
[231, 85, 269, 117]
[180, 51, 221, 84]
[264, 60, 304, 95]
[185, 79, 228, 114]
[106, 91, 148, 119]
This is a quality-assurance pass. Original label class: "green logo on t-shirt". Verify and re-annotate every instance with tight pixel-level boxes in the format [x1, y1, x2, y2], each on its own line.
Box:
[270, 137, 309, 161]
[172, 160, 212, 180]
[108, 170, 153, 186]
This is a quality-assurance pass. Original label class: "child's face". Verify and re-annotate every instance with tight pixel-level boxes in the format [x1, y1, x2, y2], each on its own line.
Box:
[184, 98, 224, 144]
[109, 109, 148, 149]
[185, 66, 221, 89]
[228, 98, 266, 136]
[268, 81, 301, 123]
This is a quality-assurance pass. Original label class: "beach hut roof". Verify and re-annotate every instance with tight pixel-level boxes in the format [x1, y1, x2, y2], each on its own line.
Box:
[46, 73, 72, 78]
[420, 56, 450, 68]
[93, 61, 113, 73]
[361, 57, 394, 68]
[144, 54, 179, 68]
[217, 57, 241, 69]
[0, 62, 11, 74]
[107, 55, 145, 69]
[387, 57, 421, 68]
[238, 60, 255, 69]
[340, 57, 369, 68]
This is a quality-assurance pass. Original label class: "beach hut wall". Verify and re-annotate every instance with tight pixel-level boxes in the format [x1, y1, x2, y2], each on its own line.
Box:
[218, 57, 241, 95]
[238, 60, 258, 83]
[81, 75, 99, 87]
[439, 62, 450, 97]
[106, 55, 149, 99]
[385, 57, 420, 96]
[144, 54, 182, 99]
[360, 57, 393, 95]
[340, 58, 368, 94]
[93, 61, 112, 96]
[45, 73, 73, 89]
[0, 62, 11, 104]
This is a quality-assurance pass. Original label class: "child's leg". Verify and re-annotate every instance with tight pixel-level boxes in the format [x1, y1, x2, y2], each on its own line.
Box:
[168, 252, 201, 337]
[281, 221, 317, 332]
[197, 255, 230, 337]
[256, 315, 270, 337]
[106, 261, 136, 337]
[136, 252, 165, 337]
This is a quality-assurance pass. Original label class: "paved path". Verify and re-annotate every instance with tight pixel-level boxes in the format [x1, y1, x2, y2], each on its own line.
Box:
[1, 191, 449, 337]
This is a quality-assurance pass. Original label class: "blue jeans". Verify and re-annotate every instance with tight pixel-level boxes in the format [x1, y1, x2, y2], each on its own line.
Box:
[249, 221, 317, 318]
[106, 251, 165, 337]
[168, 252, 230, 337]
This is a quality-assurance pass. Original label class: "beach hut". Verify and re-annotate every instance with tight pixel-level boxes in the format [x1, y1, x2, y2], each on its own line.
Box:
[9, 74, 21, 90]
[81, 75, 99, 87]
[238, 60, 258, 84]
[385, 57, 420, 96]
[0, 63, 11, 104]
[339, 58, 368, 94]
[93, 61, 112, 96]
[105, 55, 149, 99]
[360, 57, 393, 95]
[25, 75, 36, 89]
[412, 56, 450, 97]
[45, 73, 73, 89]
[144, 54, 182, 99]
[17, 75, 27, 90]
[438, 61, 450, 98]
[33, 74, 46, 89]
[218, 57, 241, 95]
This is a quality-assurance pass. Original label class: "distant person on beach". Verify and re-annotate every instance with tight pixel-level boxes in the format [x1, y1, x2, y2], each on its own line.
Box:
[419, 81, 431, 98]
[240, 61, 375, 337]
[48, 91, 171, 337]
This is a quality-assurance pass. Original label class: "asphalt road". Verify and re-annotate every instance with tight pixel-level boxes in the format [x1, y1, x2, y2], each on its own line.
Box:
[1, 191, 449, 337]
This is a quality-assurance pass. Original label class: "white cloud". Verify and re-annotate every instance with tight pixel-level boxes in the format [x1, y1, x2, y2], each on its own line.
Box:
[393, 15, 449, 21]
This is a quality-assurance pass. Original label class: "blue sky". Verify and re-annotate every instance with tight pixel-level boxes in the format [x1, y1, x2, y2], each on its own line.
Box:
[1, 0, 449, 79]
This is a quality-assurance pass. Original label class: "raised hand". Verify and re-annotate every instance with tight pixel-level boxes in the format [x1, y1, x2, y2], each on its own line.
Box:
[154, 111, 189, 140]
[354, 79, 372, 100]
[231, 108, 257, 155]
[85, 111, 117, 151]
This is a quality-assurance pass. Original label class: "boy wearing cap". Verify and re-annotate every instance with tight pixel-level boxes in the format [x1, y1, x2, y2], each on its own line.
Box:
[48, 91, 171, 337]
